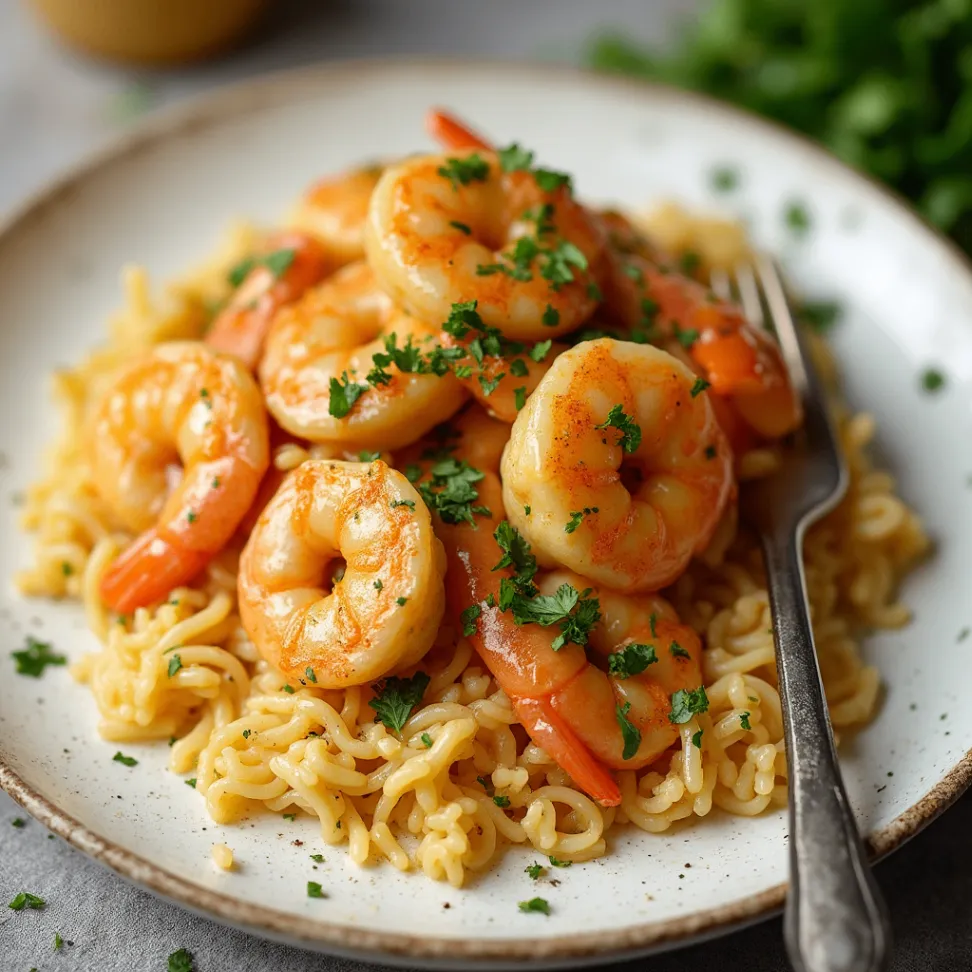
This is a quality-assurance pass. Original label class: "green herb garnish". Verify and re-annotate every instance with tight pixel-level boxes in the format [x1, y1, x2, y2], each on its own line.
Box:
[369, 672, 430, 733]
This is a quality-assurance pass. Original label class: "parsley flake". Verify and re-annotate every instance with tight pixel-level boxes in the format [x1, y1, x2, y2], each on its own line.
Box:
[305, 667, 317, 684]
[460, 604, 482, 638]
[615, 701, 642, 760]
[358, 450, 380, 462]
[493, 795, 511, 808]
[478, 372, 505, 397]
[526, 862, 544, 880]
[396, 596, 408, 606]
[509, 583, 601, 651]
[54, 931, 63, 951]
[514, 387, 527, 411]
[307, 881, 327, 899]
[12, 636, 66, 677]
[450, 220, 472, 235]
[921, 368, 945, 392]
[669, 686, 710, 724]
[390, 499, 416, 510]
[419, 457, 490, 526]
[310, 854, 325, 863]
[167, 948, 195, 972]
[369, 672, 430, 733]
[549, 856, 572, 868]
[690, 377, 711, 398]
[167, 653, 183, 677]
[785, 201, 812, 235]
[740, 711, 752, 731]
[595, 404, 642, 453]
[692, 729, 704, 749]
[185, 778, 197, 788]
[328, 372, 367, 418]
[8, 892, 45, 911]
[437, 154, 490, 190]
[565, 507, 598, 534]
[529, 339, 553, 362]
[227, 247, 295, 288]
[669, 642, 691, 660]
[711, 166, 739, 192]
[373, 579, 383, 591]
[542, 304, 560, 328]
[12, 818, 25, 828]
[421, 732, 433, 748]
[608, 642, 658, 678]
[518, 897, 551, 915]
[510, 358, 529, 378]
[113, 751, 138, 767]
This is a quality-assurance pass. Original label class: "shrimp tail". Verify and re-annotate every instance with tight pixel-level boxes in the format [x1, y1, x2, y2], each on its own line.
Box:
[513, 695, 622, 807]
[100, 529, 210, 614]
[426, 109, 491, 151]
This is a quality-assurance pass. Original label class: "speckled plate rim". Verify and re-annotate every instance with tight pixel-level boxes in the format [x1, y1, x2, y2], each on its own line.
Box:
[2, 58, 972, 968]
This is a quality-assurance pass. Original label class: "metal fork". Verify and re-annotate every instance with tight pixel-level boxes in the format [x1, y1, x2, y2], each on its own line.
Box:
[710, 257, 892, 972]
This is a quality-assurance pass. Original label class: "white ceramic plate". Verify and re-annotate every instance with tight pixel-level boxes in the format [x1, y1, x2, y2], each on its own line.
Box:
[2, 61, 972, 968]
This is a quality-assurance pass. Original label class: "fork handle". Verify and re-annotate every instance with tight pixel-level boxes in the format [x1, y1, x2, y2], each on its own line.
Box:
[761, 528, 892, 972]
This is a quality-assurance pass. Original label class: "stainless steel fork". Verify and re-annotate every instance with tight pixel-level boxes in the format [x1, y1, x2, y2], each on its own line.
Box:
[711, 257, 892, 972]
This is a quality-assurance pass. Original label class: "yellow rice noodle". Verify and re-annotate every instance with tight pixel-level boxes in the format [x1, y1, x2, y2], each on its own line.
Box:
[16, 209, 928, 887]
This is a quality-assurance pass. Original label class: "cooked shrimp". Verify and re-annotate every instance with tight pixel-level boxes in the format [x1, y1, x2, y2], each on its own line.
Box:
[599, 211, 801, 439]
[205, 230, 329, 370]
[94, 343, 270, 613]
[365, 151, 605, 341]
[501, 338, 734, 592]
[238, 459, 446, 688]
[432, 471, 703, 806]
[259, 261, 467, 450]
[289, 164, 384, 267]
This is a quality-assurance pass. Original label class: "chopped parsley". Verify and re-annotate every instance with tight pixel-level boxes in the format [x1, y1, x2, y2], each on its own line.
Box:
[112, 751, 138, 767]
[525, 862, 544, 880]
[61, 562, 73, 576]
[283, 812, 295, 821]
[679, 251, 701, 275]
[185, 778, 197, 788]
[508, 582, 601, 651]
[167, 949, 195, 972]
[518, 897, 551, 915]
[186, 511, 197, 524]
[508, 358, 529, 378]
[12, 818, 25, 828]
[498, 143, 572, 195]
[529, 339, 553, 362]
[669, 686, 710, 724]
[369, 672, 431, 733]
[493, 795, 511, 808]
[608, 642, 658, 678]
[227, 247, 296, 288]
[704, 445, 717, 460]
[421, 732, 433, 748]
[437, 154, 490, 190]
[615, 701, 642, 760]
[542, 305, 560, 328]
[799, 300, 842, 334]
[396, 596, 408, 606]
[740, 711, 752, 731]
[785, 201, 811, 235]
[328, 371, 367, 418]
[449, 220, 472, 235]
[669, 642, 691, 660]
[690, 377, 711, 398]
[242, 730, 252, 740]
[921, 368, 945, 393]
[673, 323, 700, 348]
[282, 684, 295, 694]
[514, 387, 527, 411]
[460, 604, 482, 638]
[54, 931, 63, 951]
[523, 506, 531, 516]
[8, 892, 45, 911]
[418, 457, 490, 527]
[565, 507, 598, 534]
[711, 166, 739, 192]
[167, 653, 183, 677]
[595, 404, 642, 453]
[310, 854, 325, 863]
[390, 499, 416, 510]
[478, 372, 505, 397]
[12, 636, 66, 677]
[373, 579, 383, 591]
[587, 281, 604, 301]
[692, 729, 704, 749]
[305, 667, 318, 684]
[549, 856, 572, 868]
[492, 521, 538, 594]
[358, 450, 380, 462]
[307, 881, 327, 899]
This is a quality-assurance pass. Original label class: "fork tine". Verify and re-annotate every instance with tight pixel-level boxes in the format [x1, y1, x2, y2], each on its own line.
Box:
[709, 267, 732, 302]
[733, 262, 765, 330]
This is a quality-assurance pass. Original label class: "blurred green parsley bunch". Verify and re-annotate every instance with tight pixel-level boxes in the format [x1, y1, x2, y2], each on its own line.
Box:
[587, 0, 972, 251]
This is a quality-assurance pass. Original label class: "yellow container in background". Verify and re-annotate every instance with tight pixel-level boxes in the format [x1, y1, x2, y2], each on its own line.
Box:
[28, 0, 269, 65]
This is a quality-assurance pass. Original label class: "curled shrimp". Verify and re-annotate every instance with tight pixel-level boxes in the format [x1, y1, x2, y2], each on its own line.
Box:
[238, 459, 446, 688]
[259, 261, 467, 450]
[501, 338, 734, 593]
[364, 149, 605, 341]
[206, 230, 329, 371]
[289, 164, 384, 268]
[599, 210, 802, 440]
[94, 343, 270, 613]
[432, 471, 703, 806]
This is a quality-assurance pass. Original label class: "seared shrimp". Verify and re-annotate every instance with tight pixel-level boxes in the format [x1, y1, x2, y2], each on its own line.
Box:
[259, 261, 467, 450]
[502, 339, 734, 592]
[432, 471, 703, 806]
[289, 164, 383, 267]
[94, 343, 270, 613]
[206, 230, 329, 371]
[238, 459, 446, 688]
[599, 212, 801, 439]
[365, 151, 605, 341]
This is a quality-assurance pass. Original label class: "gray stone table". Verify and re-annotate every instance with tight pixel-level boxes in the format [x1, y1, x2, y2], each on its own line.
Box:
[1, 1, 969, 969]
